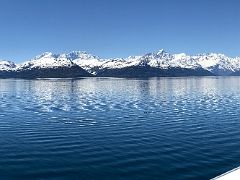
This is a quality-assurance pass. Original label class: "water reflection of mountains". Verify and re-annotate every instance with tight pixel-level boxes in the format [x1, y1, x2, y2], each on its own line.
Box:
[1, 77, 240, 115]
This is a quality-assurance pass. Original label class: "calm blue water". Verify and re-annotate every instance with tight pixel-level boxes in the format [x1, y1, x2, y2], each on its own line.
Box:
[0, 77, 240, 179]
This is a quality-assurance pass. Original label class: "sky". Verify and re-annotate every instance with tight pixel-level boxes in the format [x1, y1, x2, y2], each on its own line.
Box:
[0, 0, 239, 62]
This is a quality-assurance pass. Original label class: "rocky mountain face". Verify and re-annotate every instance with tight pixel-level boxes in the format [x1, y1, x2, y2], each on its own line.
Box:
[0, 50, 240, 78]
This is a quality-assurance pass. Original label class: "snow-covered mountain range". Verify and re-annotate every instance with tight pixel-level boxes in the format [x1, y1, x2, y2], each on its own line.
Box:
[1, 50, 240, 78]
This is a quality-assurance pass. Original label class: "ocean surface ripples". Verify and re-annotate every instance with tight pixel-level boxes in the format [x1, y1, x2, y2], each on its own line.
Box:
[0, 77, 240, 179]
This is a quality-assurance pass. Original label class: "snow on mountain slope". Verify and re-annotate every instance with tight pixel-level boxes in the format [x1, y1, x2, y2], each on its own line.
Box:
[171, 53, 201, 69]
[128, 50, 201, 69]
[71, 52, 104, 74]
[105, 56, 142, 68]
[193, 53, 240, 75]
[194, 53, 222, 69]
[0, 60, 16, 71]
[132, 50, 173, 68]
[18, 52, 75, 70]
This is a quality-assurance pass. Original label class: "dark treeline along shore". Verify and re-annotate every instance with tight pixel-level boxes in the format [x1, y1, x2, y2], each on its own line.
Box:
[0, 66, 215, 79]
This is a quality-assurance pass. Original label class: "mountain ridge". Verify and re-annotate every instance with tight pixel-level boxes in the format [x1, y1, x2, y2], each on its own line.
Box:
[0, 50, 240, 78]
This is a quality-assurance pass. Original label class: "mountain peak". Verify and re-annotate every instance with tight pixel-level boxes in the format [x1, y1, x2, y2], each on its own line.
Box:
[156, 49, 167, 56]
[34, 52, 58, 60]
[66, 51, 99, 60]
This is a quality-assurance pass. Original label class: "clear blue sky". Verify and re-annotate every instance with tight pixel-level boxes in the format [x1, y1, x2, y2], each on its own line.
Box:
[0, 0, 239, 62]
